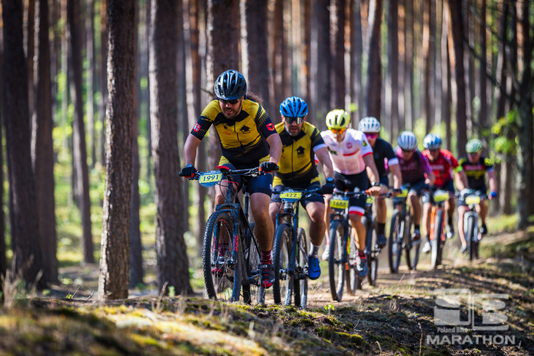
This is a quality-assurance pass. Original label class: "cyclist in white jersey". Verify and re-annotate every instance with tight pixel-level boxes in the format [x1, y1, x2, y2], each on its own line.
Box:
[321, 109, 383, 278]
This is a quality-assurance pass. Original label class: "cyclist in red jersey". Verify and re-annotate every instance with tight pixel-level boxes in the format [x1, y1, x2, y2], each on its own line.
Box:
[421, 134, 468, 254]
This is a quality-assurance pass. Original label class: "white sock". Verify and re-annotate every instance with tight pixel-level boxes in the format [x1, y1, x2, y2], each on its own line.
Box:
[310, 244, 321, 258]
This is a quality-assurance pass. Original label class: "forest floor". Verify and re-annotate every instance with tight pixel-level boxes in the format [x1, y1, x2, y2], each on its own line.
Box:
[1, 229, 533, 355]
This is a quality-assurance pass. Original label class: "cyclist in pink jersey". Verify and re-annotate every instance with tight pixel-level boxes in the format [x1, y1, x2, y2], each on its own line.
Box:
[421, 133, 468, 253]
[321, 109, 383, 278]
[395, 131, 435, 242]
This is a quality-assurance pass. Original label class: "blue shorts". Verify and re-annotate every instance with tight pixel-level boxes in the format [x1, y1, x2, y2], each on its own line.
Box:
[222, 163, 273, 196]
[334, 171, 367, 216]
[423, 180, 455, 204]
[271, 182, 324, 208]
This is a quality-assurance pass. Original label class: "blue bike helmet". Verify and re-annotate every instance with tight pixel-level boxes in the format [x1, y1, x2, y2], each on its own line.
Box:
[423, 133, 442, 150]
[279, 96, 309, 117]
[214, 69, 247, 100]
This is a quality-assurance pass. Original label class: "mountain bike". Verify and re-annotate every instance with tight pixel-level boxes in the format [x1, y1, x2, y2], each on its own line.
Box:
[388, 186, 420, 273]
[328, 189, 368, 301]
[356, 195, 380, 289]
[272, 187, 321, 308]
[181, 166, 265, 304]
[428, 189, 451, 269]
[459, 190, 484, 261]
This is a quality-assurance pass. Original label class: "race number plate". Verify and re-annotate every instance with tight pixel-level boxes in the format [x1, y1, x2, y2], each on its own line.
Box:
[198, 172, 223, 187]
[366, 196, 375, 204]
[397, 189, 408, 198]
[433, 190, 449, 203]
[330, 198, 349, 209]
[280, 191, 302, 202]
[465, 195, 481, 205]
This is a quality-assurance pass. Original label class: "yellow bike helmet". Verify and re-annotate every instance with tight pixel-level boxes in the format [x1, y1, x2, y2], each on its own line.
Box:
[326, 109, 351, 131]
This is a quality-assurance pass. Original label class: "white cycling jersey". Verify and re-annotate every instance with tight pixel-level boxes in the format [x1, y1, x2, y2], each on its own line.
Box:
[321, 128, 373, 175]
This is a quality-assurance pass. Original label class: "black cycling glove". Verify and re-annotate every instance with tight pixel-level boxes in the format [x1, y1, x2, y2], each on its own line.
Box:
[259, 161, 278, 173]
[180, 164, 197, 178]
[321, 177, 335, 194]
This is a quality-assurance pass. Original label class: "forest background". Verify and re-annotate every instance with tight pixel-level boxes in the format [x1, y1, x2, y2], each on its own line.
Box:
[0, 0, 532, 301]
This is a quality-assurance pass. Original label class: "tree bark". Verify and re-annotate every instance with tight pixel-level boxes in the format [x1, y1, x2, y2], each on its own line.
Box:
[2, 0, 44, 289]
[448, 0, 468, 157]
[331, 0, 345, 109]
[87, 0, 97, 168]
[404, 0, 414, 130]
[387, 0, 399, 138]
[150, 0, 192, 295]
[32, 0, 58, 284]
[189, 0, 207, 256]
[67, 0, 94, 264]
[442, 1, 452, 150]
[303, 0, 312, 104]
[130, 0, 143, 288]
[26, 0, 35, 121]
[478, 0, 487, 133]
[246, 0, 272, 115]
[272, 0, 287, 122]
[315, 0, 331, 128]
[100, 0, 108, 168]
[364, 0, 383, 120]
[423, 0, 434, 133]
[99, 0, 135, 301]
[0, 43, 5, 296]
[350, 0, 363, 122]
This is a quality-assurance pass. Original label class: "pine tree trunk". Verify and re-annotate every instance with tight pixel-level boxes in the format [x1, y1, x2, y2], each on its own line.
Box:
[86, 0, 97, 168]
[2, 0, 44, 289]
[32, 0, 58, 284]
[0, 46, 6, 296]
[99, 0, 136, 301]
[150, 0, 192, 295]
[67, 0, 94, 264]
[26, 0, 35, 121]
[449, 0, 468, 157]
[478, 0, 487, 133]
[100, 0, 108, 168]
[315, 0, 331, 129]
[350, 0, 363, 123]
[332, 0, 345, 109]
[130, 0, 143, 289]
[303, 0, 312, 104]
[365, 0, 383, 120]
[388, 0, 399, 137]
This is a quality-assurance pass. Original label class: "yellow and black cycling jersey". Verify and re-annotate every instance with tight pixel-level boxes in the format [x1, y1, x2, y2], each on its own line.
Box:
[273, 122, 327, 189]
[458, 155, 494, 190]
[191, 99, 277, 168]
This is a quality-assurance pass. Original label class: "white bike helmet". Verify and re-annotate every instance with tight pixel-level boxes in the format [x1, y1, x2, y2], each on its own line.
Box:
[398, 131, 418, 151]
[423, 133, 442, 150]
[358, 117, 381, 133]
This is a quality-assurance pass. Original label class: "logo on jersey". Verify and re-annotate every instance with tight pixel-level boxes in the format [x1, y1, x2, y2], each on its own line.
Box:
[266, 123, 275, 131]
[347, 142, 353, 149]
[296, 146, 305, 157]
[193, 123, 201, 132]
[362, 141, 368, 147]
[240, 125, 251, 133]
[328, 147, 338, 156]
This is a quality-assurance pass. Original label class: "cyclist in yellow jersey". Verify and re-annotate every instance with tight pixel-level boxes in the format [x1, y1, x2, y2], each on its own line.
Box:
[269, 96, 334, 280]
[181, 70, 282, 288]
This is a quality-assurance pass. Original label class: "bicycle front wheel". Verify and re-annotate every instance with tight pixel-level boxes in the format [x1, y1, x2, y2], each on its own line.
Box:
[466, 214, 476, 262]
[431, 209, 444, 270]
[368, 222, 378, 286]
[202, 211, 242, 302]
[328, 220, 346, 302]
[388, 211, 402, 274]
[273, 223, 293, 305]
[295, 227, 308, 309]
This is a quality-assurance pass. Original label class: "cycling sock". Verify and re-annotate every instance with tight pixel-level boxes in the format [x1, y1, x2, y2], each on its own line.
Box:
[425, 235, 430, 243]
[448, 216, 453, 226]
[310, 244, 320, 258]
[414, 225, 420, 231]
[377, 223, 385, 235]
[261, 250, 272, 265]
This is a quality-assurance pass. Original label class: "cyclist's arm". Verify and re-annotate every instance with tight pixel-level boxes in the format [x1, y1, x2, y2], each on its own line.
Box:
[266, 133, 282, 164]
[455, 170, 468, 190]
[363, 154, 380, 184]
[425, 172, 436, 186]
[315, 146, 334, 178]
[390, 162, 402, 189]
[184, 134, 201, 166]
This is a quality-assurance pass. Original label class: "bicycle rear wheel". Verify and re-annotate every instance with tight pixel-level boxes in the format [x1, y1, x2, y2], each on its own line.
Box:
[242, 223, 265, 305]
[431, 209, 444, 270]
[328, 220, 346, 302]
[368, 222, 378, 286]
[295, 227, 308, 309]
[388, 212, 402, 273]
[273, 223, 293, 305]
[202, 211, 242, 302]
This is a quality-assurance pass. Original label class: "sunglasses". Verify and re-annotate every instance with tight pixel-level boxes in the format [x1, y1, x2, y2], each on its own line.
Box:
[330, 128, 346, 134]
[401, 148, 414, 153]
[365, 133, 378, 139]
[467, 152, 480, 155]
[429, 148, 440, 153]
[219, 98, 240, 105]
[286, 117, 304, 124]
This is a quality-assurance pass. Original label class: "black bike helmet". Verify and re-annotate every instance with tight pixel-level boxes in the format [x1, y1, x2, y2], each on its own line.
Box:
[214, 69, 247, 100]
